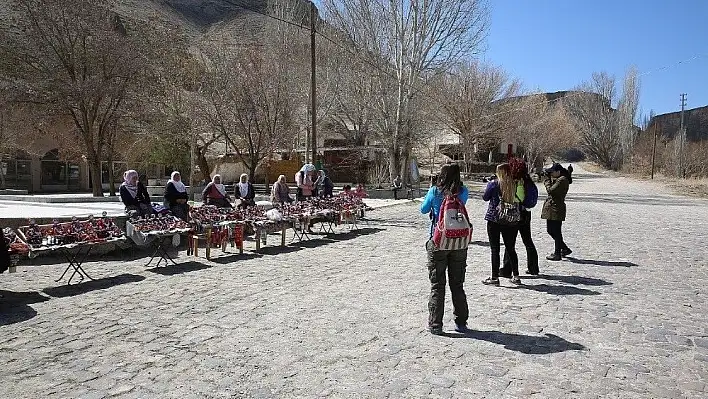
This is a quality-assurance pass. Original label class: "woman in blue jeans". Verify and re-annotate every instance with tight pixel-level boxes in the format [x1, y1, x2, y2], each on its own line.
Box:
[420, 164, 470, 335]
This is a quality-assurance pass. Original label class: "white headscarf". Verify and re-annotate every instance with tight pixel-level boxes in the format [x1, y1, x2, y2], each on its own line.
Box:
[212, 174, 226, 196]
[170, 171, 186, 193]
[237, 173, 249, 197]
[122, 170, 139, 198]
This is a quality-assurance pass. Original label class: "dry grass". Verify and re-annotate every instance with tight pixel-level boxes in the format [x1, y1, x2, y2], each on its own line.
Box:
[666, 177, 708, 199]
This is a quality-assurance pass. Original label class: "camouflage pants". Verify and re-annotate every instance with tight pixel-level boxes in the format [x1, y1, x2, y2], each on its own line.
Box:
[426, 240, 469, 329]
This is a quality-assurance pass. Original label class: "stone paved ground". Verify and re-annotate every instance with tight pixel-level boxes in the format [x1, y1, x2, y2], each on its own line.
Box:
[1, 168, 708, 398]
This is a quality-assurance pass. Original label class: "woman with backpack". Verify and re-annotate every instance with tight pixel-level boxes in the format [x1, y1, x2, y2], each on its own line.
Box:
[482, 163, 525, 286]
[500, 159, 539, 276]
[420, 163, 471, 335]
[541, 163, 572, 261]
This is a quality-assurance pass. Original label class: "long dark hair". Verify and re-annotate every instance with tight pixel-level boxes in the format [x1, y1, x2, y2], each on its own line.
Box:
[436, 163, 462, 195]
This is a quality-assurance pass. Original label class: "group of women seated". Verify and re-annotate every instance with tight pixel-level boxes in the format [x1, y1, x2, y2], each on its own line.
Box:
[120, 169, 368, 221]
[120, 171, 256, 221]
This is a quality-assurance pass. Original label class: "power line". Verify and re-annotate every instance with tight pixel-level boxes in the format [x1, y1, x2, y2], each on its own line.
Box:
[208, 1, 708, 125]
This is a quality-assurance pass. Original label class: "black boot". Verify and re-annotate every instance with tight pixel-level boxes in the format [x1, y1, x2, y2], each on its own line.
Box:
[546, 253, 562, 261]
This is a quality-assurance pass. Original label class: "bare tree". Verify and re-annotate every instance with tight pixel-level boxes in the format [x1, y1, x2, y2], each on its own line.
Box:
[512, 95, 577, 167]
[565, 72, 621, 170]
[322, 0, 490, 183]
[431, 60, 521, 164]
[197, 46, 294, 182]
[0, 0, 158, 196]
[617, 66, 640, 166]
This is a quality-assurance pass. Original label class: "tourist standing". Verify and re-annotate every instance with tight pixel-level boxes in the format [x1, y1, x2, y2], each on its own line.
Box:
[500, 159, 539, 276]
[392, 175, 403, 199]
[420, 163, 470, 335]
[295, 168, 314, 201]
[482, 163, 525, 286]
[541, 163, 572, 261]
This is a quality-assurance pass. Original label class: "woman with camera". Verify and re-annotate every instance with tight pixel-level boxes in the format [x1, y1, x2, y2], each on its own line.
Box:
[541, 163, 573, 261]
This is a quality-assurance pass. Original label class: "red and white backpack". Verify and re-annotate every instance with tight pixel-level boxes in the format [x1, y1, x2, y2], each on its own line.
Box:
[432, 193, 473, 250]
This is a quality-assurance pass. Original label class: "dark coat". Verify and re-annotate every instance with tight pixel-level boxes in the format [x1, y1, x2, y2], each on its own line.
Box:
[164, 182, 189, 208]
[119, 182, 151, 207]
[1, 229, 10, 274]
[234, 182, 255, 201]
[541, 176, 569, 221]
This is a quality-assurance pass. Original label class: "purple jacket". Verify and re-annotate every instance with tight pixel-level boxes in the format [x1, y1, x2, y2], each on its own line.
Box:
[483, 180, 526, 222]
[483, 181, 502, 222]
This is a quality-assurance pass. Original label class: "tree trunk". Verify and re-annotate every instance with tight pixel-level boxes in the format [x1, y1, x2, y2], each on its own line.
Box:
[387, 147, 400, 184]
[197, 149, 211, 183]
[107, 161, 116, 196]
[0, 160, 6, 190]
[89, 159, 103, 197]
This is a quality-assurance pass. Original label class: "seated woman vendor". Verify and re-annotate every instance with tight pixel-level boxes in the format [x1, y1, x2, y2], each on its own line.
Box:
[234, 173, 256, 209]
[164, 171, 190, 221]
[120, 169, 154, 217]
[202, 174, 232, 208]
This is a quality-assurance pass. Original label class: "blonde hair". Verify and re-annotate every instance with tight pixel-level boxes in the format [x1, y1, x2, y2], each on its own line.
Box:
[496, 163, 516, 203]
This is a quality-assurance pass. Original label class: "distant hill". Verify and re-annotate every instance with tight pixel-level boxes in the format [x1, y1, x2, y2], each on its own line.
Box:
[649, 105, 708, 142]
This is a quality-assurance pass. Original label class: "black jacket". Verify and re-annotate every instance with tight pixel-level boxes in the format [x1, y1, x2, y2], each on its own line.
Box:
[0, 229, 10, 274]
[120, 182, 151, 207]
[234, 182, 255, 200]
[164, 182, 189, 207]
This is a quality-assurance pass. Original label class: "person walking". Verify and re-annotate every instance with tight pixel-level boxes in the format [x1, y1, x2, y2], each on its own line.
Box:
[500, 159, 539, 276]
[541, 163, 572, 261]
[420, 163, 471, 335]
[482, 163, 525, 286]
[392, 175, 403, 200]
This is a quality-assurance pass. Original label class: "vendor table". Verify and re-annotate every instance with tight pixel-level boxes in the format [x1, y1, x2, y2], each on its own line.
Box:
[24, 238, 127, 284]
[144, 234, 178, 268]
[249, 220, 289, 251]
[125, 220, 191, 268]
[189, 222, 244, 260]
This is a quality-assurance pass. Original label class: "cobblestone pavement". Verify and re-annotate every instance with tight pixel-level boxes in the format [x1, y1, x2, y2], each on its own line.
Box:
[2, 170, 708, 398]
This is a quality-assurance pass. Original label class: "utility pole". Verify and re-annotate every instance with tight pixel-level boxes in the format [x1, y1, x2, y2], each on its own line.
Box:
[650, 121, 659, 179]
[309, 1, 317, 166]
[679, 93, 687, 178]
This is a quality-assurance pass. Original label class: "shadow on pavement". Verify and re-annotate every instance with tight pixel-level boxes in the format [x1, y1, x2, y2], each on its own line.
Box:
[448, 331, 585, 354]
[42, 273, 145, 298]
[291, 228, 385, 249]
[524, 274, 612, 286]
[515, 283, 601, 296]
[0, 290, 50, 325]
[147, 261, 211, 275]
[256, 245, 304, 256]
[564, 257, 638, 267]
[469, 240, 490, 247]
[210, 252, 263, 264]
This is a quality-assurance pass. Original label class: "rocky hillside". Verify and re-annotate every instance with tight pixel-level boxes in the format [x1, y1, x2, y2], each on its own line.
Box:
[649, 105, 708, 142]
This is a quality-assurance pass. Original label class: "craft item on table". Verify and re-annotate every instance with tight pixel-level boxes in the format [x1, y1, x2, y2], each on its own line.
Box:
[19, 214, 126, 249]
[130, 214, 189, 234]
[24, 219, 43, 247]
[4, 227, 30, 255]
[102, 211, 124, 238]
